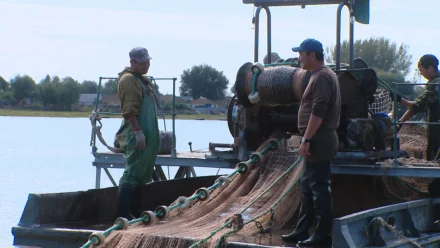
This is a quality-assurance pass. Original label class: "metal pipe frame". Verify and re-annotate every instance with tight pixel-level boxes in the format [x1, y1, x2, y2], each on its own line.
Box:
[253, 6, 272, 63]
[91, 76, 178, 156]
[391, 81, 440, 165]
[336, 2, 353, 70]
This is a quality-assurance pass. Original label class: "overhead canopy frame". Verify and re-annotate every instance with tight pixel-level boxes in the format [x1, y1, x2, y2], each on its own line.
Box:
[243, 0, 370, 68]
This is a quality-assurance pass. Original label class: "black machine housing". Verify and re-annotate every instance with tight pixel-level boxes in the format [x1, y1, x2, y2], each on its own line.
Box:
[228, 61, 398, 160]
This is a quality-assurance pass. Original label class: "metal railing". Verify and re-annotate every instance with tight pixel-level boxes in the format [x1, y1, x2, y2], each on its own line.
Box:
[91, 76, 178, 157]
[391, 81, 440, 165]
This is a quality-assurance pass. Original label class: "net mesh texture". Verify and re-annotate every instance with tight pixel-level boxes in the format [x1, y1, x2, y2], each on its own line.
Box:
[93, 89, 438, 248]
[99, 133, 304, 248]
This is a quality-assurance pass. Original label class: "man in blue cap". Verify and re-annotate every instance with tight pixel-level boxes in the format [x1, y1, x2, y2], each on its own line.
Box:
[114, 47, 160, 220]
[281, 38, 341, 247]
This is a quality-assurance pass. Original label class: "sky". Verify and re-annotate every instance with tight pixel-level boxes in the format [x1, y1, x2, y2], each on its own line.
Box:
[1, 0, 439, 96]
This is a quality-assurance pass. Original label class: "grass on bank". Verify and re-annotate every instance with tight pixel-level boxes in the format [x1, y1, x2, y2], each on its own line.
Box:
[0, 109, 226, 120]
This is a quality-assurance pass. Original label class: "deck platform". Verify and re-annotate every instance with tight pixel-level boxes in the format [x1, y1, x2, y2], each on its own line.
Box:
[92, 151, 239, 188]
[93, 150, 440, 189]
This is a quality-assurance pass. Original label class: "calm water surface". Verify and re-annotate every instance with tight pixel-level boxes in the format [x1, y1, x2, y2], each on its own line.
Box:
[0, 116, 232, 247]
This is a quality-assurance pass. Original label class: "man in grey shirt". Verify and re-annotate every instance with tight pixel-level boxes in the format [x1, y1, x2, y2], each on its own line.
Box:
[282, 38, 341, 247]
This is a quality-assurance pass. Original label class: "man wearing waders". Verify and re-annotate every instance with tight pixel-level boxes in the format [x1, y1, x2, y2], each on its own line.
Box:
[114, 47, 160, 220]
[282, 39, 340, 247]
[397, 54, 440, 162]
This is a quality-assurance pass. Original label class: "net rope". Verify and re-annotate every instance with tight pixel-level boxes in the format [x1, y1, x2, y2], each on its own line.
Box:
[369, 88, 393, 114]
[82, 132, 304, 248]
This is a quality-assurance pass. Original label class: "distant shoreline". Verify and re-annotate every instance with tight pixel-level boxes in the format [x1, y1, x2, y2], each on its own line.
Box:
[0, 109, 226, 120]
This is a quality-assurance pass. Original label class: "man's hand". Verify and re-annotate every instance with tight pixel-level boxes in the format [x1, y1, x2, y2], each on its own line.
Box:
[299, 142, 311, 158]
[134, 130, 146, 150]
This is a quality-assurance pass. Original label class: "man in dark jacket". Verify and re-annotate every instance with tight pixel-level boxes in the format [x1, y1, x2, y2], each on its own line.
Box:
[281, 38, 341, 247]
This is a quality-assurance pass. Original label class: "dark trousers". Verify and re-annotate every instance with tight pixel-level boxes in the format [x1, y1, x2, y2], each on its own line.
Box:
[296, 159, 333, 236]
[427, 125, 440, 161]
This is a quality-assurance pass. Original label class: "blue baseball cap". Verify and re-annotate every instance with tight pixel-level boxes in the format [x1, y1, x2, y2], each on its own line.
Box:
[292, 38, 323, 53]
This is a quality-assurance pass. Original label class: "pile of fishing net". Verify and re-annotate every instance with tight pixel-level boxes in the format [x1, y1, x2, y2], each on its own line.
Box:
[397, 123, 428, 160]
[90, 124, 437, 248]
[97, 133, 305, 248]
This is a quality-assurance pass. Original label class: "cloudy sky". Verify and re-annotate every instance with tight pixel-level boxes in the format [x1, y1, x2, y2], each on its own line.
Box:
[1, 0, 438, 95]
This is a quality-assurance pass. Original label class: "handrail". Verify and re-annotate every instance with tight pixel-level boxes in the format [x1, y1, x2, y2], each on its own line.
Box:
[253, 6, 271, 63]
[91, 76, 178, 158]
[391, 81, 440, 165]
[336, 2, 355, 70]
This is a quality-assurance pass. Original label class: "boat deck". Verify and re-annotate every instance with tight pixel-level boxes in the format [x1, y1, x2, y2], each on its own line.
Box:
[92, 149, 440, 189]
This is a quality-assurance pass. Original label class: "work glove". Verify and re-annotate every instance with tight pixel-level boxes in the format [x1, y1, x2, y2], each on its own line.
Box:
[134, 130, 146, 150]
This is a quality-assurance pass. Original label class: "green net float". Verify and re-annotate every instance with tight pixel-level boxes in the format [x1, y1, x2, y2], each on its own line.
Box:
[114, 217, 129, 230]
[236, 162, 250, 174]
[250, 152, 265, 164]
[251, 62, 264, 74]
[269, 138, 280, 150]
[177, 196, 190, 209]
[215, 176, 231, 189]
[155, 205, 171, 220]
[196, 187, 210, 201]
[141, 210, 157, 225]
[248, 92, 261, 104]
[89, 231, 105, 246]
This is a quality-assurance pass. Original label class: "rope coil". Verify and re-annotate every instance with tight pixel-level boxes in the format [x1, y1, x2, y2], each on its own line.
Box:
[89, 109, 124, 153]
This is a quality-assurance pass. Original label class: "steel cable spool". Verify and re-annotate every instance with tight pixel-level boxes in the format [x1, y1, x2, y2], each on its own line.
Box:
[235, 62, 310, 107]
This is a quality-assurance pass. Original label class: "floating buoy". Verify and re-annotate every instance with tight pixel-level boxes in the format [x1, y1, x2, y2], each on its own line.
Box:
[237, 162, 250, 174]
[250, 152, 264, 164]
[114, 217, 129, 230]
[269, 138, 280, 150]
[141, 210, 157, 225]
[248, 92, 261, 104]
[196, 187, 210, 201]
[251, 62, 264, 74]
[89, 231, 105, 246]
[215, 176, 231, 189]
[177, 196, 190, 209]
[155, 205, 171, 220]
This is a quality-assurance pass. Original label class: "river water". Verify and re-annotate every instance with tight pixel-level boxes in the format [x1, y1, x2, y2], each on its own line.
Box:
[0, 116, 232, 247]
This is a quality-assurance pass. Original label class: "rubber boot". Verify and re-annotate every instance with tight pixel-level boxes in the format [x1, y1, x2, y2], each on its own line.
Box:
[297, 182, 332, 247]
[116, 184, 135, 220]
[282, 193, 314, 243]
[130, 184, 144, 218]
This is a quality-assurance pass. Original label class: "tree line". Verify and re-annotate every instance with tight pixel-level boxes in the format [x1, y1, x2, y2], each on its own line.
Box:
[0, 75, 122, 111]
[0, 36, 428, 116]
[0, 64, 230, 111]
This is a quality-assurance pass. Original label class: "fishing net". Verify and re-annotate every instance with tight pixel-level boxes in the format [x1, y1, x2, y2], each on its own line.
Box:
[379, 124, 438, 201]
[369, 88, 393, 114]
[97, 133, 304, 248]
[85, 118, 438, 248]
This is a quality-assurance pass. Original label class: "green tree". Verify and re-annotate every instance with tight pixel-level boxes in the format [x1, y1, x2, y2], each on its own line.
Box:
[179, 64, 229, 100]
[326, 36, 412, 77]
[0, 91, 14, 103]
[38, 75, 60, 108]
[0, 76, 9, 92]
[102, 79, 118, 94]
[81, 80, 98, 94]
[59, 77, 81, 110]
[10, 75, 37, 103]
